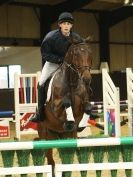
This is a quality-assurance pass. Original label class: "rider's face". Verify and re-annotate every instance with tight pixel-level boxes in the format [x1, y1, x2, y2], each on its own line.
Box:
[59, 22, 73, 36]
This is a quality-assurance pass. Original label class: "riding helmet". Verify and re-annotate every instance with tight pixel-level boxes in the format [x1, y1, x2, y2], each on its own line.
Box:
[58, 12, 74, 24]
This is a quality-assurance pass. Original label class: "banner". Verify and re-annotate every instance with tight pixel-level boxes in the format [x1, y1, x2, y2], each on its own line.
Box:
[0, 120, 10, 138]
[20, 113, 38, 131]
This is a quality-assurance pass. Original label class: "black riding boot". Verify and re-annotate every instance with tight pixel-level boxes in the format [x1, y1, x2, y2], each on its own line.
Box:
[30, 84, 46, 122]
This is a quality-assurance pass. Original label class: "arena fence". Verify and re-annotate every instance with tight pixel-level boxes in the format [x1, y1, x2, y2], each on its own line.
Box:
[0, 137, 133, 177]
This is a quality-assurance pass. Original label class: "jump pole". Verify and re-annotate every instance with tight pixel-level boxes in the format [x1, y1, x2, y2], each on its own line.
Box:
[90, 100, 127, 105]
[0, 137, 133, 150]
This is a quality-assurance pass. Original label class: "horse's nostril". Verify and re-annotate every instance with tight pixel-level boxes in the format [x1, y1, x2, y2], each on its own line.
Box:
[63, 121, 75, 132]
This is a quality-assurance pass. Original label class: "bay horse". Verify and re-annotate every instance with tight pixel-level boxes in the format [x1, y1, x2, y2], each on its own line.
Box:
[38, 37, 92, 174]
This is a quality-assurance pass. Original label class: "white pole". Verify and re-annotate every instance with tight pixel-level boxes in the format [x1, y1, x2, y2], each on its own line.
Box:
[14, 73, 21, 139]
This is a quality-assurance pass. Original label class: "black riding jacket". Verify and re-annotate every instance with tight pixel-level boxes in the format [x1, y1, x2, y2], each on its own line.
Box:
[41, 29, 82, 64]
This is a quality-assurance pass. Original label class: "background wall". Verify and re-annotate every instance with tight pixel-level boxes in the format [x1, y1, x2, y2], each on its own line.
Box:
[0, 6, 39, 38]
[110, 16, 133, 71]
[0, 47, 41, 73]
[0, 6, 133, 73]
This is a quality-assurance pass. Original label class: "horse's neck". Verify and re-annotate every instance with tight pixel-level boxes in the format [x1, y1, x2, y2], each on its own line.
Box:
[60, 63, 90, 105]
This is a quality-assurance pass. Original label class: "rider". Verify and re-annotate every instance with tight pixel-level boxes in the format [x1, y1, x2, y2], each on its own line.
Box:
[30, 12, 82, 122]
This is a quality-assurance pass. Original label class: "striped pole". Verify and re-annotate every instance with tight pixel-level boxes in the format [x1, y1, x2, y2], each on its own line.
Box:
[1, 137, 133, 150]
[0, 111, 14, 117]
[90, 100, 127, 105]
[88, 120, 104, 130]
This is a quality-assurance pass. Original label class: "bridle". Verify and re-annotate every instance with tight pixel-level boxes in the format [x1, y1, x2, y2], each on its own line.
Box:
[65, 42, 92, 75]
[64, 62, 91, 78]
[63, 42, 92, 93]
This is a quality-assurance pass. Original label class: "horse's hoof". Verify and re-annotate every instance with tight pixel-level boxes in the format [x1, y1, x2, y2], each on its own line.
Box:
[63, 121, 75, 132]
[77, 127, 85, 132]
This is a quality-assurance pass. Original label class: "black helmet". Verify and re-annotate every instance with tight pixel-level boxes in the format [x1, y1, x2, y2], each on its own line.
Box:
[58, 12, 74, 24]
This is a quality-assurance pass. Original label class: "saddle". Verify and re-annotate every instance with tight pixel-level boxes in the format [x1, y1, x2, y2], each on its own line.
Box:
[44, 77, 51, 103]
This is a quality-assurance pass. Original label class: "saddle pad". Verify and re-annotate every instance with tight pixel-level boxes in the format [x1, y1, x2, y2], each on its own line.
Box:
[46, 72, 57, 103]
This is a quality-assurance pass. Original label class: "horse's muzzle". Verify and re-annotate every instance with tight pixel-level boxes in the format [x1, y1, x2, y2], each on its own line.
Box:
[82, 78, 91, 85]
[63, 121, 75, 132]
[81, 69, 91, 83]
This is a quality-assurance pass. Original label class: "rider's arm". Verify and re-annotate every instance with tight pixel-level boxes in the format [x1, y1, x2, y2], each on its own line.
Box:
[41, 38, 63, 64]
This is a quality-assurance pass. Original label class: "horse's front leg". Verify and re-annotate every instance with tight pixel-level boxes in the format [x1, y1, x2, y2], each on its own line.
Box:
[78, 101, 92, 129]
[62, 96, 75, 132]
[83, 101, 92, 115]
[47, 149, 55, 177]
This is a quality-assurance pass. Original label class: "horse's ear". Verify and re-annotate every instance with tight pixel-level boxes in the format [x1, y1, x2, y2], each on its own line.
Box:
[84, 36, 93, 43]
[69, 35, 83, 44]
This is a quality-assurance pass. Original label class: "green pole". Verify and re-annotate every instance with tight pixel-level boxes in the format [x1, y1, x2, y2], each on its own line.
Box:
[121, 137, 133, 145]
[33, 139, 77, 149]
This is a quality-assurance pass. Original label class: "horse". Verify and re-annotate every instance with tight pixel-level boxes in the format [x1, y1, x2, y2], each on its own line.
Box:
[37, 37, 92, 175]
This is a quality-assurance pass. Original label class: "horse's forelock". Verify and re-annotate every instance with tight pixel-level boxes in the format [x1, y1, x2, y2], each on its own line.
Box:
[72, 41, 92, 55]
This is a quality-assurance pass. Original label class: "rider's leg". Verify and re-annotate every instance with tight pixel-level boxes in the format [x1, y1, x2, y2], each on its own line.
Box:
[30, 83, 46, 122]
[39, 61, 60, 86]
[30, 62, 60, 122]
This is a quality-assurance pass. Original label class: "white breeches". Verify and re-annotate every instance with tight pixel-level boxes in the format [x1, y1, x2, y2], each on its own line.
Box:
[39, 61, 60, 86]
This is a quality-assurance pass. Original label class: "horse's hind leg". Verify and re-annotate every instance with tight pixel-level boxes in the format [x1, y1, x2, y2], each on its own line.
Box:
[47, 149, 55, 177]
